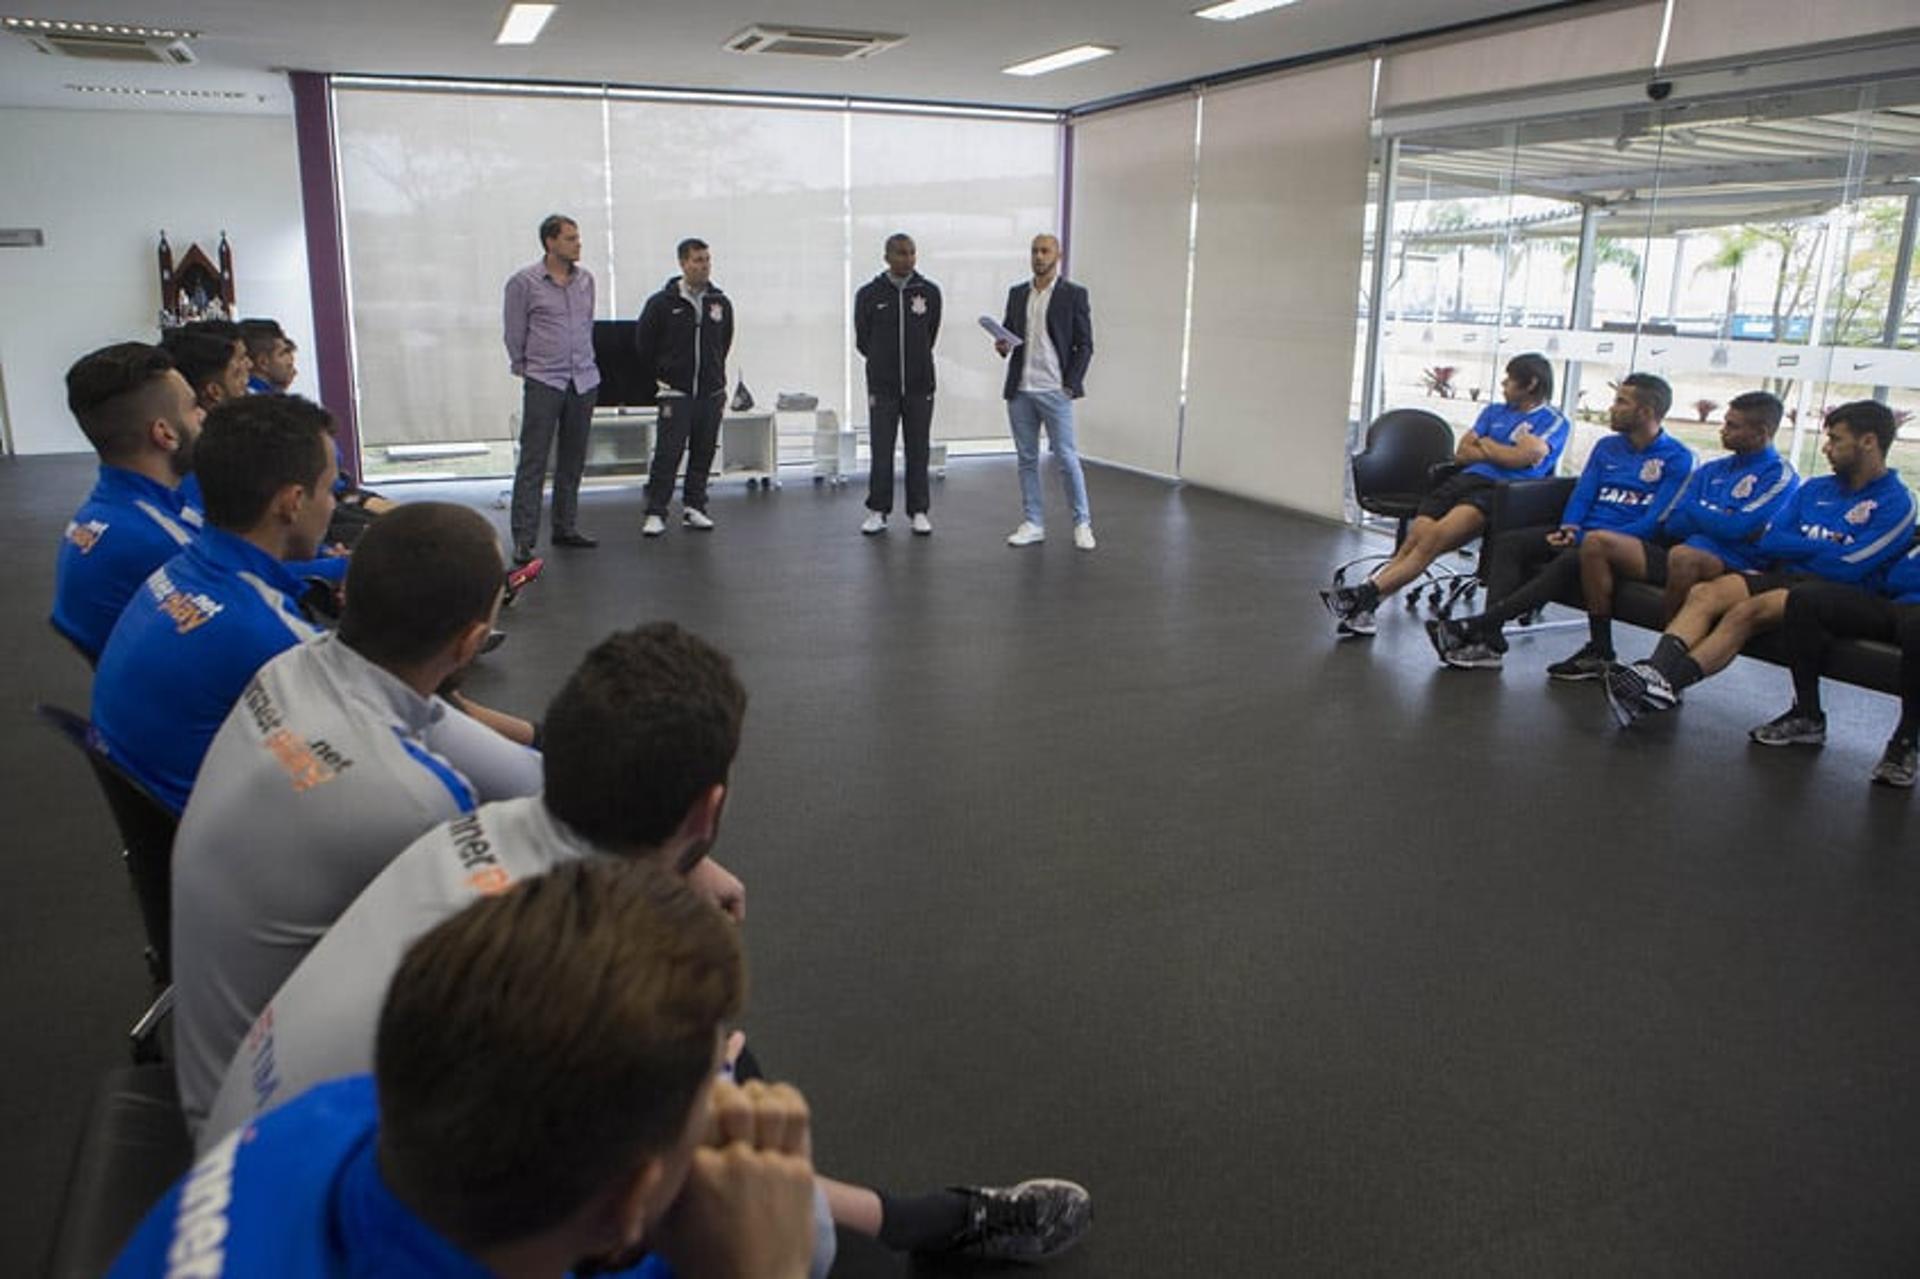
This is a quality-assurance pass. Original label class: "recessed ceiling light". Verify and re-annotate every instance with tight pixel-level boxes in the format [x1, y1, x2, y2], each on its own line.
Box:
[1194, 0, 1301, 20]
[495, 3, 556, 46]
[1002, 44, 1116, 77]
[3, 15, 199, 39]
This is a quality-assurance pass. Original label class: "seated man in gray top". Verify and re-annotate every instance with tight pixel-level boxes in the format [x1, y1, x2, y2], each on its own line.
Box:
[206, 623, 1091, 1267]
[171, 501, 545, 1135]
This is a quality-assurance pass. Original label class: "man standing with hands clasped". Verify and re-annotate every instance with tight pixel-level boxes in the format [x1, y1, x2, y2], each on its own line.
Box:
[636, 238, 735, 537]
[995, 233, 1095, 550]
[503, 213, 601, 565]
[855, 233, 941, 536]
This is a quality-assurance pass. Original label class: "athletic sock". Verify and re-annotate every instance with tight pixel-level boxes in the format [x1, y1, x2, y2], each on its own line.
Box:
[877, 1189, 971, 1253]
[1587, 614, 1614, 656]
[1670, 655, 1705, 692]
[1647, 633, 1689, 679]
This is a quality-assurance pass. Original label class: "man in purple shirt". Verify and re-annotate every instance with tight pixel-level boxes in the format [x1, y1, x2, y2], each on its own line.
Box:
[503, 213, 600, 565]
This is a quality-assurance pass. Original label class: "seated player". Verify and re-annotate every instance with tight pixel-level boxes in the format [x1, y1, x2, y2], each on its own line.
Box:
[91, 394, 337, 812]
[50, 343, 205, 662]
[238, 317, 298, 395]
[206, 623, 1092, 1267]
[1322, 352, 1570, 637]
[113, 858, 823, 1279]
[1606, 401, 1916, 726]
[1748, 540, 1920, 788]
[170, 502, 544, 1133]
[1427, 373, 1692, 671]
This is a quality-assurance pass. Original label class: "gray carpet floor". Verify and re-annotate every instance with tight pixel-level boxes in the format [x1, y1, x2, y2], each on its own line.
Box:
[4, 451, 1919, 1276]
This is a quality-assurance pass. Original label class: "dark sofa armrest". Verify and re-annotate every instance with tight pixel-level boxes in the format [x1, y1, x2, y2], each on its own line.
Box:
[1489, 476, 1576, 533]
[1427, 460, 1463, 485]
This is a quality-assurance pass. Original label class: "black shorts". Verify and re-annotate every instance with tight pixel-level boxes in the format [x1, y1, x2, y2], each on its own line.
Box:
[1741, 570, 1822, 598]
[1639, 539, 1669, 586]
[1417, 472, 1498, 520]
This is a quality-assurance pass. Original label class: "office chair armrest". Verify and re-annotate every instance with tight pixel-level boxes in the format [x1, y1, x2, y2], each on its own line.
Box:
[1427, 460, 1463, 485]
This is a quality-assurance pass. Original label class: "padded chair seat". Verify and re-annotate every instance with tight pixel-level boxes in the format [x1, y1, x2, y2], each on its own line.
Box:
[46, 1062, 191, 1278]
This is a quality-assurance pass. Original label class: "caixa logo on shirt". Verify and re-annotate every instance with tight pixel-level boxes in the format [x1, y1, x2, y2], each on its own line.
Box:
[1598, 486, 1654, 507]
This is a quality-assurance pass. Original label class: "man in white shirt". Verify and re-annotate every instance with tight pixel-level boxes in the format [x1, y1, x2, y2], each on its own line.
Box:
[994, 234, 1096, 550]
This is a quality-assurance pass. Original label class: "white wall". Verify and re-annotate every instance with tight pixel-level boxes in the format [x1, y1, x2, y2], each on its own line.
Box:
[0, 107, 314, 455]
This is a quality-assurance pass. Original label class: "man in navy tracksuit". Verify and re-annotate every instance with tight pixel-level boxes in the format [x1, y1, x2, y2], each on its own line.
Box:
[111, 859, 821, 1279]
[995, 234, 1096, 550]
[1608, 400, 1916, 726]
[636, 238, 734, 536]
[1429, 374, 1693, 671]
[855, 234, 941, 536]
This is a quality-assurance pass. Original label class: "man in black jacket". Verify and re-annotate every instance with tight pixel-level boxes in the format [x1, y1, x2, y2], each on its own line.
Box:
[635, 238, 735, 536]
[854, 233, 942, 536]
[994, 234, 1095, 550]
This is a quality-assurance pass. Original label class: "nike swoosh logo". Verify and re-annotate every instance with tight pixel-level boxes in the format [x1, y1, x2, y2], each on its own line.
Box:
[1854, 361, 1873, 370]
[1650, 347, 1668, 355]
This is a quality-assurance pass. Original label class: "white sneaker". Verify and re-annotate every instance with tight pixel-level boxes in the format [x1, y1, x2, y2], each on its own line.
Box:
[910, 512, 933, 536]
[1007, 521, 1045, 547]
[861, 511, 887, 535]
[683, 508, 715, 530]
[1073, 524, 1097, 551]
[642, 514, 666, 537]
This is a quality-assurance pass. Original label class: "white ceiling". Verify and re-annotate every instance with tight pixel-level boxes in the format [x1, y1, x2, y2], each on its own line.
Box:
[0, 0, 1585, 117]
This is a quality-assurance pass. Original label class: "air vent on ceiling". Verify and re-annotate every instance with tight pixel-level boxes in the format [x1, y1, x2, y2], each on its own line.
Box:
[4, 17, 198, 64]
[724, 24, 904, 60]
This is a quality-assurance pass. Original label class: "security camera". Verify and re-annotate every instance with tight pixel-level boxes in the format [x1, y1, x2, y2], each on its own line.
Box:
[1646, 80, 1674, 101]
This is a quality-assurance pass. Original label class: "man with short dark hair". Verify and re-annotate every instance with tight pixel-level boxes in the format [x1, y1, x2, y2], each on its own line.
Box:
[113, 859, 822, 1278]
[91, 395, 338, 812]
[171, 501, 543, 1134]
[51, 342, 206, 661]
[637, 237, 734, 537]
[238, 317, 297, 395]
[1749, 544, 1920, 786]
[504, 212, 601, 564]
[856, 233, 942, 536]
[1323, 352, 1570, 636]
[162, 322, 251, 413]
[209, 623, 1092, 1268]
[1427, 373, 1694, 671]
[1607, 401, 1916, 726]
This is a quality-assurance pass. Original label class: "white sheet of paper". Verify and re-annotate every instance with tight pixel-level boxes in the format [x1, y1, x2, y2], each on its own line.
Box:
[978, 315, 1022, 348]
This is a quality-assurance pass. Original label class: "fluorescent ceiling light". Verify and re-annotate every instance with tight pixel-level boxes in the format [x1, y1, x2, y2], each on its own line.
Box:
[495, 3, 556, 46]
[1194, 0, 1301, 20]
[1002, 44, 1115, 77]
[3, 16, 199, 38]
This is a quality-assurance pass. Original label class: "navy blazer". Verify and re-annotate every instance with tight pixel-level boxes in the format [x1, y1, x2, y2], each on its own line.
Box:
[1000, 278, 1093, 400]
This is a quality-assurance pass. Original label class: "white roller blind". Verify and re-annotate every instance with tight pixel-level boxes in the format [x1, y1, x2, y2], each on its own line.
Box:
[1067, 95, 1197, 477]
[1378, 1, 1663, 112]
[1664, 0, 1920, 70]
[606, 101, 845, 419]
[336, 90, 608, 447]
[850, 114, 1060, 441]
[1181, 60, 1374, 519]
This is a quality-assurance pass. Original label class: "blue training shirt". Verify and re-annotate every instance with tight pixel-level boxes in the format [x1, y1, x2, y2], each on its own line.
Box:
[50, 466, 204, 662]
[1559, 431, 1695, 540]
[1459, 400, 1573, 481]
[109, 1075, 670, 1279]
[1754, 470, 1916, 586]
[1879, 544, 1920, 605]
[178, 473, 348, 584]
[91, 527, 322, 813]
[1659, 446, 1800, 571]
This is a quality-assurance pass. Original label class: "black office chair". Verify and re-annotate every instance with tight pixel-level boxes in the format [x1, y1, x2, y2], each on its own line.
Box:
[1430, 472, 1581, 625]
[35, 703, 178, 1062]
[1334, 408, 1460, 596]
[45, 1061, 191, 1279]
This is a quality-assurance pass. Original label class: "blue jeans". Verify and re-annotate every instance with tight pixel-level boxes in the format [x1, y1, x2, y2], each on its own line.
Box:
[1007, 389, 1091, 527]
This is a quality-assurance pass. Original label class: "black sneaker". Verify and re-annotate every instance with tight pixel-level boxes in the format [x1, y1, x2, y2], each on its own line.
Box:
[926, 1179, 1092, 1263]
[1748, 708, 1827, 747]
[1871, 738, 1919, 788]
[1546, 642, 1612, 682]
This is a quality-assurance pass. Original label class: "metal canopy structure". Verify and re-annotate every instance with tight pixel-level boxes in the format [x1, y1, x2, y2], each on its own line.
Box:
[1394, 78, 1920, 240]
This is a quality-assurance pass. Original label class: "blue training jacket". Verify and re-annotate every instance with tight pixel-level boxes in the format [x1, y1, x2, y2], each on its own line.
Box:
[1459, 400, 1573, 482]
[1559, 431, 1695, 540]
[109, 1075, 671, 1278]
[1755, 470, 1916, 585]
[1659, 446, 1800, 571]
[179, 473, 348, 585]
[51, 466, 203, 662]
[91, 527, 322, 813]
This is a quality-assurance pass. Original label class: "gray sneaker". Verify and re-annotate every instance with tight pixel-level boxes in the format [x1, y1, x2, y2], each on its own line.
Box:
[1749, 709, 1827, 747]
[1338, 607, 1376, 638]
[1603, 662, 1650, 727]
[928, 1179, 1092, 1263]
[1546, 642, 1612, 682]
[1442, 640, 1503, 670]
[1871, 738, 1919, 788]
